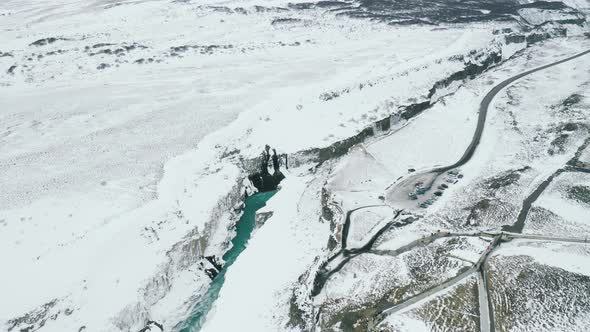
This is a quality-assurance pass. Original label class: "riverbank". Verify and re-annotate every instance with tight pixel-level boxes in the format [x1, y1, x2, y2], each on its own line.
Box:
[2, 0, 584, 330]
[178, 191, 276, 331]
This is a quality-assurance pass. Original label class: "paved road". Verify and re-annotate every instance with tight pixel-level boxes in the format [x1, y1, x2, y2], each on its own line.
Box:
[388, 48, 590, 203]
[311, 205, 399, 296]
[504, 142, 590, 233]
[369, 230, 590, 329]
[503, 232, 590, 244]
[313, 48, 590, 330]
[478, 271, 491, 332]
[438, 48, 590, 173]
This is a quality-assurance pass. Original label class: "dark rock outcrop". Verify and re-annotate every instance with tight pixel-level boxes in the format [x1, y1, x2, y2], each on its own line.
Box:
[30, 37, 67, 47]
[7, 64, 17, 75]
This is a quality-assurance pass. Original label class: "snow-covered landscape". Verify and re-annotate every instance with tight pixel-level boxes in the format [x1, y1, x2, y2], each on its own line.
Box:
[1, 0, 589, 331]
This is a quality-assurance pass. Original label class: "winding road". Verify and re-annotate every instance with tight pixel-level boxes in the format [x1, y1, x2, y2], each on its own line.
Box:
[385, 48, 590, 207]
[311, 48, 590, 330]
[440, 48, 590, 173]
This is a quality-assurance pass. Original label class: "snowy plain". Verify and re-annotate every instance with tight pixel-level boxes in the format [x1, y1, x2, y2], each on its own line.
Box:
[0, 0, 516, 330]
[1, 0, 590, 331]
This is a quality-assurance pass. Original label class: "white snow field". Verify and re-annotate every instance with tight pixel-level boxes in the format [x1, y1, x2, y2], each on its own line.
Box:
[273, 35, 590, 332]
[1, 0, 589, 331]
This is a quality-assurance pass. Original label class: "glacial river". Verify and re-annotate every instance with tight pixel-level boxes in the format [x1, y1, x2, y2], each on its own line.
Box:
[178, 191, 276, 331]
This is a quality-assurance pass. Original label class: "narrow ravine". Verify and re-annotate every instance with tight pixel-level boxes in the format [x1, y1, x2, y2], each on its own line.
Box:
[176, 191, 276, 332]
[483, 265, 496, 332]
[311, 207, 402, 296]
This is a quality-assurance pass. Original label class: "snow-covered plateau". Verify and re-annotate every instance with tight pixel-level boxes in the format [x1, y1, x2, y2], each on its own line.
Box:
[1, 0, 589, 331]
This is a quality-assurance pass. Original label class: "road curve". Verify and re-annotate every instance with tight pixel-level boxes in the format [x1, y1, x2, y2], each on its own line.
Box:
[312, 48, 590, 328]
[389, 48, 590, 200]
[436, 48, 590, 173]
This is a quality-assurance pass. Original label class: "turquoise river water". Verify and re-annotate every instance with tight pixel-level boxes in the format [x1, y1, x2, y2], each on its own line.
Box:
[178, 191, 276, 331]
